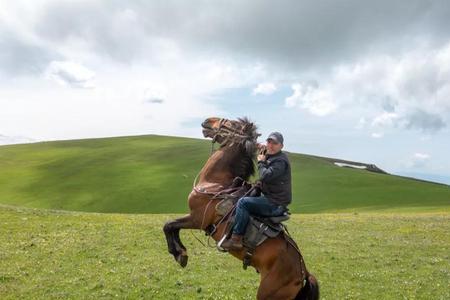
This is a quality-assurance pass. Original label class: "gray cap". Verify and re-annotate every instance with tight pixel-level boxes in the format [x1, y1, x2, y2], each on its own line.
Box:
[266, 132, 284, 144]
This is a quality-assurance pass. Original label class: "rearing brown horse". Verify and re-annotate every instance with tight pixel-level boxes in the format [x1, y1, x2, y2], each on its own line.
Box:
[163, 117, 319, 300]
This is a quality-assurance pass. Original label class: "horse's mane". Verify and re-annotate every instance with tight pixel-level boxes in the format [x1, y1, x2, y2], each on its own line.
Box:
[220, 116, 259, 181]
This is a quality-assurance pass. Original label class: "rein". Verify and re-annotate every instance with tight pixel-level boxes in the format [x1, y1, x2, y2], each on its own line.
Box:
[200, 184, 256, 248]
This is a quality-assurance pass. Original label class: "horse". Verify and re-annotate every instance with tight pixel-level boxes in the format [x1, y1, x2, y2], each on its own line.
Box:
[163, 117, 319, 300]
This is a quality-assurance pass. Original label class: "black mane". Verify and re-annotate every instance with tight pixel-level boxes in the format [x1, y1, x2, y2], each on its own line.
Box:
[222, 117, 259, 180]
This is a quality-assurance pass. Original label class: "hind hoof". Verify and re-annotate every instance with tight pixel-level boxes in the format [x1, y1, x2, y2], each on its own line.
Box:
[176, 254, 188, 268]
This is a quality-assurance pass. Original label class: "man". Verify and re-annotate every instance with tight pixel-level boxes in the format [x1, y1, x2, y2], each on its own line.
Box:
[221, 131, 292, 251]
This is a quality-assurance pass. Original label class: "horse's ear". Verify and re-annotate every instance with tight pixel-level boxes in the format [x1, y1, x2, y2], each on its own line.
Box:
[244, 139, 256, 155]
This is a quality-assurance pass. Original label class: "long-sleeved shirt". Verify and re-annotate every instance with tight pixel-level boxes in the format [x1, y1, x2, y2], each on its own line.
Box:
[257, 156, 288, 183]
[256, 150, 292, 206]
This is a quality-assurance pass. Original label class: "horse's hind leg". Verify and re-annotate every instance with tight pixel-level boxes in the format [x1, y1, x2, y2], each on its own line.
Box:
[163, 214, 197, 267]
[257, 248, 302, 300]
[257, 270, 301, 300]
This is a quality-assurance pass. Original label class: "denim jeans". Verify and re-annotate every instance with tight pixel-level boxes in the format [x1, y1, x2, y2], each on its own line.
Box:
[232, 195, 286, 235]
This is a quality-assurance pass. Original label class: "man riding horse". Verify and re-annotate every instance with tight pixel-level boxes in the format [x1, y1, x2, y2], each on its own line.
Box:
[163, 117, 319, 299]
[221, 131, 292, 251]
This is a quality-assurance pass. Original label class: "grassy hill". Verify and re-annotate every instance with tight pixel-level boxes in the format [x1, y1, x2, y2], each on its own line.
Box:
[0, 205, 448, 299]
[0, 135, 449, 213]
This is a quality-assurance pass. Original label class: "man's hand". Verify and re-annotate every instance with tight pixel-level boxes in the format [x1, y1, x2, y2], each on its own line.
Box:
[257, 154, 266, 162]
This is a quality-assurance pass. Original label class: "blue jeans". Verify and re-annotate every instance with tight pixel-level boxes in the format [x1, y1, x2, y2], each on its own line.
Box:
[232, 195, 286, 235]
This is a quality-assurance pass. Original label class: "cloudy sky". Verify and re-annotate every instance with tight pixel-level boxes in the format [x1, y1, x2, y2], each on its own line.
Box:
[1, 0, 450, 184]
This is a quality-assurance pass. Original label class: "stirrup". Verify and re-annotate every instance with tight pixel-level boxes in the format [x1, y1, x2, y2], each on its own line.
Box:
[217, 235, 228, 252]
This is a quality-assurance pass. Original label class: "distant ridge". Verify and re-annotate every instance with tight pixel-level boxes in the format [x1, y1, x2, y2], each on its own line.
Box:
[307, 154, 388, 174]
[307, 154, 448, 187]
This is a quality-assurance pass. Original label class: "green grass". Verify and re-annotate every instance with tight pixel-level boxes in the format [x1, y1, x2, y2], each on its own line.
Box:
[0, 205, 448, 299]
[1, 135, 448, 299]
[0, 135, 449, 214]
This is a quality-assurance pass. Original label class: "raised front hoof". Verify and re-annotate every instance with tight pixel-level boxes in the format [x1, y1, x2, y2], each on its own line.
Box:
[176, 254, 188, 268]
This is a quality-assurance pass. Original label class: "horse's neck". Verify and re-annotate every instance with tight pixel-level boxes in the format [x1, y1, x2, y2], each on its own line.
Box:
[198, 147, 237, 185]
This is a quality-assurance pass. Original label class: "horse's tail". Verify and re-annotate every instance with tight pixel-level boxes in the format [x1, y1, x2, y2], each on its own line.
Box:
[295, 272, 319, 300]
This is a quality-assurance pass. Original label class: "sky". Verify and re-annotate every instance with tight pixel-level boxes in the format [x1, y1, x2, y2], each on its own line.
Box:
[1, 0, 450, 185]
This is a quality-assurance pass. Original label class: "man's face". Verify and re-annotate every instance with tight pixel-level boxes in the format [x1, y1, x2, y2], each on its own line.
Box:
[266, 139, 283, 154]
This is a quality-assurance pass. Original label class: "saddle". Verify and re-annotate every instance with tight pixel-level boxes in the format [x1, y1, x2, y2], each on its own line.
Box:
[243, 212, 290, 247]
[217, 203, 290, 269]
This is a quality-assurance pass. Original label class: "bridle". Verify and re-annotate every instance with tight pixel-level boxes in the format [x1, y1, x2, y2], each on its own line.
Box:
[197, 117, 259, 186]
[209, 118, 259, 154]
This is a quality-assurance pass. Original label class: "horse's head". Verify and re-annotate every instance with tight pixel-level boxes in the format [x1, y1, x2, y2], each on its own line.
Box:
[201, 117, 261, 154]
[201, 117, 222, 140]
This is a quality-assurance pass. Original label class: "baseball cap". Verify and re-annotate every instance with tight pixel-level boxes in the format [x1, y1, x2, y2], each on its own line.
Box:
[266, 132, 284, 144]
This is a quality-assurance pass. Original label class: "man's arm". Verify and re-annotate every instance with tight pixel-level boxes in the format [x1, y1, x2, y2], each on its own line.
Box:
[257, 159, 287, 183]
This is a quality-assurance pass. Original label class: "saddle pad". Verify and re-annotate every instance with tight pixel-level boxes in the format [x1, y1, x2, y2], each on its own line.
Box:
[243, 216, 284, 249]
[215, 197, 235, 216]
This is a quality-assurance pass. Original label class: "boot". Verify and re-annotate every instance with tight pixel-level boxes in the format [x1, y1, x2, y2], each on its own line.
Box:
[220, 234, 243, 251]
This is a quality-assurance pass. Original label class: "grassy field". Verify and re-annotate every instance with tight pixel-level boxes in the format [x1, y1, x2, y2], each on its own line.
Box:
[1, 134, 449, 298]
[0, 135, 449, 214]
[0, 204, 448, 299]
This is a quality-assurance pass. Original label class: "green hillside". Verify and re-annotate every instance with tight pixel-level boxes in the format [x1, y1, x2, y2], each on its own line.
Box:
[0, 135, 449, 213]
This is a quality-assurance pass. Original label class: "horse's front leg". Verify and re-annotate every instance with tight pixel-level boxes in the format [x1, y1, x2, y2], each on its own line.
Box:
[163, 214, 197, 267]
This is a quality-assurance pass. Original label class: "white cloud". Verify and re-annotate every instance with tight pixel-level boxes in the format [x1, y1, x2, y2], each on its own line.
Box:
[371, 132, 384, 138]
[371, 112, 401, 128]
[252, 82, 277, 95]
[45, 61, 95, 88]
[0, 56, 265, 142]
[403, 152, 431, 169]
[142, 86, 167, 104]
[414, 153, 430, 160]
[284, 42, 450, 135]
[285, 83, 337, 116]
[355, 117, 366, 129]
